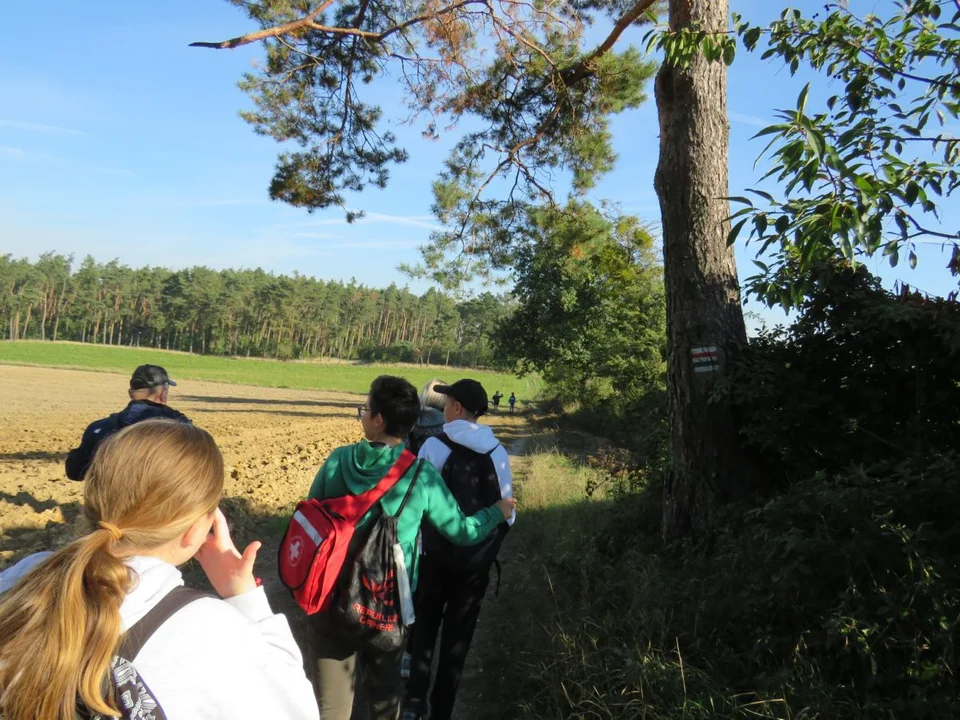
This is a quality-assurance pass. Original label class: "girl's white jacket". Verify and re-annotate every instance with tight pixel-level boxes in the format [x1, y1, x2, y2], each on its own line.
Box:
[0, 553, 319, 720]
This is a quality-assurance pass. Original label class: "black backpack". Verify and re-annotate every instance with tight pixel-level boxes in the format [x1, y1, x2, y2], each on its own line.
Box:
[421, 434, 509, 570]
[333, 462, 423, 653]
[82, 586, 209, 720]
[406, 430, 431, 456]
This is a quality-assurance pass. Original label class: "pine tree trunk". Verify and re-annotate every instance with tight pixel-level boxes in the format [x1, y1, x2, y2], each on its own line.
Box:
[40, 298, 48, 340]
[21, 306, 32, 339]
[654, 0, 747, 540]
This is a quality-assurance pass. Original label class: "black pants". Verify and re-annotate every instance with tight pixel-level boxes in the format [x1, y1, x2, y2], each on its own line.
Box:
[404, 557, 491, 720]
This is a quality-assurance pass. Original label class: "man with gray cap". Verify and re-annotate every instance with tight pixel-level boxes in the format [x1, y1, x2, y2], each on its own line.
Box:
[64, 364, 191, 480]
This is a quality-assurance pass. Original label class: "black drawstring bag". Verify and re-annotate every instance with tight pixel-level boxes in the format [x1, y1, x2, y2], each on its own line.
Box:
[333, 461, 422, 653]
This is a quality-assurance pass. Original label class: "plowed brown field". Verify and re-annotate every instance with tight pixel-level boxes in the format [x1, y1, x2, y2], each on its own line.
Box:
[0, 364, 371, 570]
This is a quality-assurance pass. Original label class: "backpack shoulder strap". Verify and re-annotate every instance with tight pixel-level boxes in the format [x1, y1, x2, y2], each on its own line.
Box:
[119, 586, 211, 660]
[348, 449, 417, 521]
[435, 432, 455, 450]
[392, 460, 424, 518]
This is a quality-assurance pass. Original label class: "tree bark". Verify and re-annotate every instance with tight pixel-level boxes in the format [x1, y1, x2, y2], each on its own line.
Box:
[21, 306, 32, 338]
[40, 293, 48, 340]
[654, 0, 747, 540]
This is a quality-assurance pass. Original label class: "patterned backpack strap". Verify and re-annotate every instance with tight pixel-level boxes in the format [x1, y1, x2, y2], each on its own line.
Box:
[82, 587, 212, 720]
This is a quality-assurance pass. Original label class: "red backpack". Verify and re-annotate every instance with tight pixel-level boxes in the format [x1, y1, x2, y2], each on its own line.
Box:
[278, 449, 416, 615]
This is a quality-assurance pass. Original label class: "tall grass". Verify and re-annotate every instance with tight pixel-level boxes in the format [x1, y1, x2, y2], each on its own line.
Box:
[494, 451, 797, 719]
[0, 341, 541, 396]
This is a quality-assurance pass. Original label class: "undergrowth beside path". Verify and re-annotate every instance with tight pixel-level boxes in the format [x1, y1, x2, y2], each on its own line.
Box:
[467, 423, 960, 718]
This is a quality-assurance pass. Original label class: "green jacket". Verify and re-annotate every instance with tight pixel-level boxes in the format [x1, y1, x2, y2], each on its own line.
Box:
[307, 440, 503, 589]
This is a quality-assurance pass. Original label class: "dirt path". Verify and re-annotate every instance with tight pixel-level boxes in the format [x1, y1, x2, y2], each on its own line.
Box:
[449, 415, 536, 720]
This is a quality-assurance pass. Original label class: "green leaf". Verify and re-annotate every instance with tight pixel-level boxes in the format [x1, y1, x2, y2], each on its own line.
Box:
[727, 218, 749, 246]
[775, 215, 790, 234]
[895, 213, 909, 239]
[751, 124, 789, 139]
[746, 188, 776, 203]
[905, 181, 920, 205]
[756, 214, 768, 235]
[723, 42, 736, 66]
[854, 176, 875, 194]
[909, 250, 918, 269]
[797, 83, 811, 115]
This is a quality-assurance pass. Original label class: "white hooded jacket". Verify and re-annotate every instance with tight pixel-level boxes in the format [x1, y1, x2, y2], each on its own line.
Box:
[0, 554, 319, 720]
[419, 419, 515, 525]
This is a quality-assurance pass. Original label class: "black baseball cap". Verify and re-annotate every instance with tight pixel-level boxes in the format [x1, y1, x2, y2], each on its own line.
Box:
[129, 364, 177, 390]
[435, 379, 488, 416]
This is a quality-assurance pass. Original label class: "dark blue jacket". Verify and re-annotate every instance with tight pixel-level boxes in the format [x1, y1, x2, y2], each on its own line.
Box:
[64, 400, 191, 480]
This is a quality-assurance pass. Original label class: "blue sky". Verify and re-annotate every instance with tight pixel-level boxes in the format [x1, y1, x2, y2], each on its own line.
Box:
[1, 0, 957, 325]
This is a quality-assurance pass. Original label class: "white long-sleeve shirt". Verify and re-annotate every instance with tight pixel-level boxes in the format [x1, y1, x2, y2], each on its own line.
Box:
[0, 554, 319, 720]
[419, 418, 515, 525]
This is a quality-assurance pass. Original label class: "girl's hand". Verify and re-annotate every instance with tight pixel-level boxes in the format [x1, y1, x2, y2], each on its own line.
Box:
[195, 508, 261, 599]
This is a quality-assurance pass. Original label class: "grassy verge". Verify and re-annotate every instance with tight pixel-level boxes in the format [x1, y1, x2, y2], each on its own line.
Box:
[0, 341, 541, 396]
[490, 448, 796, 719]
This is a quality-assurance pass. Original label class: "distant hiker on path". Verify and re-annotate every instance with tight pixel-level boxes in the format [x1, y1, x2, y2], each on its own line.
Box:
[406, 379, 447, 455]
[404, 379, 515, 720]
[491, 391, 503, 412]
[305, 375, 515, 720]
[508, 392, 517, 414]
[65, 365, 191, 480]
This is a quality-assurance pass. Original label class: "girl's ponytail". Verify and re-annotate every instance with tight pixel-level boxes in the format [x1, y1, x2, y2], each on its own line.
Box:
[0, 526, 130, 720]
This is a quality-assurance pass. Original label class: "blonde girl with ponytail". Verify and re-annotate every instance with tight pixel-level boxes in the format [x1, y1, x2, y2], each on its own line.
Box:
[0, 419, 318, 720]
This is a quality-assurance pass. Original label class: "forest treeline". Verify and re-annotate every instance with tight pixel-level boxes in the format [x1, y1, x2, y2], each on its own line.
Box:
[0, 253, 514, 366]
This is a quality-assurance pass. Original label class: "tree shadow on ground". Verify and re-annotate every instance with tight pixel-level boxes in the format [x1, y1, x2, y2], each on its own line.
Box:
[189, 407, 360, 421]
[0, 494, 84, 570]
[180, 394, 362, 409]
[0, 489, 81, 514]
[0, 450, 68, 462]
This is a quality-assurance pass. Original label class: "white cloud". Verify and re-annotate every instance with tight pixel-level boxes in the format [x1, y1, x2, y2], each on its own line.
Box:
[729, 112, 770, 128]
[0, 145, 26, 158]
[361, 212, 442, 230]
[0, 119, 89, 137]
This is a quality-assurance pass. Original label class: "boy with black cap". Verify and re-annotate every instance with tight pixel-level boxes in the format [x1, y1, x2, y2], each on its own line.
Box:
[64, 364, 191, 480]
[403, 378, 514, 720]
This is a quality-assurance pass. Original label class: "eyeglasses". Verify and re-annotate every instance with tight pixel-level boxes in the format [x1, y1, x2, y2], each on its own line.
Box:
[357, 405, 370, 420]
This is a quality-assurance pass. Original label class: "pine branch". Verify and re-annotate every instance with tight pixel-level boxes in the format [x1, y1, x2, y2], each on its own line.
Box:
[190, 0, 338, 48]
